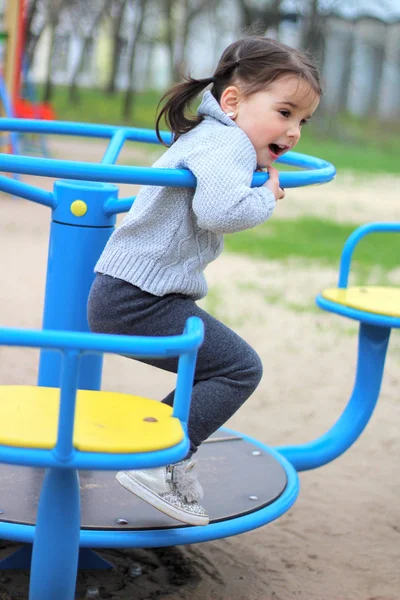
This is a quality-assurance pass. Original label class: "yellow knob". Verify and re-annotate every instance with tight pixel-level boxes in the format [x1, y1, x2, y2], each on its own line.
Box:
[70, 200, 88, 217]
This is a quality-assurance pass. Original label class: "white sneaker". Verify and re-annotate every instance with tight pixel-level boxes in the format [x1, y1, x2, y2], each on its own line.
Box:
[115, 460, 209, 526]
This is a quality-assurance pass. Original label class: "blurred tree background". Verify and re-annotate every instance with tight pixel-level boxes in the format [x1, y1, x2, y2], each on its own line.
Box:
[21, 0, 400, 172]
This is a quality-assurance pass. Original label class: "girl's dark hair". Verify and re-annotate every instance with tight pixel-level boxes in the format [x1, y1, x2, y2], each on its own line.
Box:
[155, 36, 322, 145]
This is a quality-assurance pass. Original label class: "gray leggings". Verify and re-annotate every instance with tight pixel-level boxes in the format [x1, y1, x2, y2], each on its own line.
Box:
[87, 274, 263, 456]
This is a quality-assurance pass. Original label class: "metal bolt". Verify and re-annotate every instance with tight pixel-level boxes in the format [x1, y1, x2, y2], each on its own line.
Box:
[249, 495, 258, 501]
[129, 563, 143, 578]
[251, 450, 261, 456]
[116, 518, 128, 525]
[85, 586, 100, 598]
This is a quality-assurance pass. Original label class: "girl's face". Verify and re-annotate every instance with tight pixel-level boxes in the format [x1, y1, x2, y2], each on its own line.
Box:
[221, 76, 320, 168]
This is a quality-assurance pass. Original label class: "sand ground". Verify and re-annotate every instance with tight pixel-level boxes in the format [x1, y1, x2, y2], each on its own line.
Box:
[0, 138, 399, 599]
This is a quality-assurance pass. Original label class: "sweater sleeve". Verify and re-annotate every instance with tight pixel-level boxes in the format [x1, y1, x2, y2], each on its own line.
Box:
[185, 127, 276, 234]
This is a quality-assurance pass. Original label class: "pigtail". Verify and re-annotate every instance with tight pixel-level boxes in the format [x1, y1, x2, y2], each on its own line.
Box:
[155, 75, 214, 146]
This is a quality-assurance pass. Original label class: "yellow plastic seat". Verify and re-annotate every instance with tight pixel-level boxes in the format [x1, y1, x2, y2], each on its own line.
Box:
[0, 386, 184, 453]
[321, 286, 400, 318]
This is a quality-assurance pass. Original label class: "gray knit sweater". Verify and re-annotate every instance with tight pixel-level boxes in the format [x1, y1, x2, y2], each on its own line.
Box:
[95, 91, 276, 300]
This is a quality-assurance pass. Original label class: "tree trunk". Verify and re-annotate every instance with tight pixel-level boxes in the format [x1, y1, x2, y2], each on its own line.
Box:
[269, 0, 282, 39]
[106, 0, 130, 95]
[68, 1, 109, 104]
[25, 0, 41, 65]
[172, 0, 188, 80]
[367, 41, 385, 117]
[301, 0, 325, 68]
[122, 0, 146, 120]
[143, 41, 155, 88]
[42, 0, 65, 102]
[163, 0, 176, 83]
[174, 0, 216, 81]
[25, 23, 46, 71]
[240, 1, 255, 30]
[43, 24, 56, 103]
[68, 36, 91, 104]
[237, 0, 283, 36]
[338, 28, 354, 113]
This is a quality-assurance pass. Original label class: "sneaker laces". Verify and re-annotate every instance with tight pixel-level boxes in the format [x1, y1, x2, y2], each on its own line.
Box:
[170, 459, 204, 503]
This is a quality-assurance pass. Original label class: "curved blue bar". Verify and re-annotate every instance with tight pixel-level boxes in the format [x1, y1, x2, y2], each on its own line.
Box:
[110, 152, 335, 214]
[252, 158, 335, 188]
[0, 117, 335, 202]
[278, 150, 332, 170]
[0, 152, 335, 189]
[0, 119, 335, 177]
[338, 222, 400, 288]
[0, 436, 190, 471]
[0, 317, 204, 358]
[0, 118, 169, 144]
[316, 295, 400, 328]
[0, 432, 299, 548]
[277, 323, 391, 471]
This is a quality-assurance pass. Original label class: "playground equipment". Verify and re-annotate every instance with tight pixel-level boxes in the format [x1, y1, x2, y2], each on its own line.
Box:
[0, 117, 397, 600]
[0, 0, 55, 119]
[0, 0, 55, 158]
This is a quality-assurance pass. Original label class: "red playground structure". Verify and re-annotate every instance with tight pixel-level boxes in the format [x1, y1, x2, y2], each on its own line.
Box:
[1, 0, 55, 131]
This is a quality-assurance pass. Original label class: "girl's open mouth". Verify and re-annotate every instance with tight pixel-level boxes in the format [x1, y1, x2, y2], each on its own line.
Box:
[268, 143, 288, 158]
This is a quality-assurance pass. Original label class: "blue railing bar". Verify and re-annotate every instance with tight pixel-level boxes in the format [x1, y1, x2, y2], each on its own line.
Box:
[0, 320, 204, 358]
[0, 118, 336, 185]
[0, 119, 171, 145]
[0, 153, 196, 186]
[108, 160, 335, 215]
[54, 350, 80, 462]
[253, 165, 335, 188]
[277, 150, 334, 171]
[0, 120, 336, 173]
[172, 317, 204, 424]
[0, 154, 335, 192]
[0, 174, 55, 207]
[101, 130, 128, 165]
[277, 324, 390, 471]
[104, 195, 136, 216]
[338, 222, 400, 288]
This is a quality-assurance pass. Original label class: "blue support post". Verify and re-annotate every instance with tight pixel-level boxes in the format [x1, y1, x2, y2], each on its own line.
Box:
[0, 545, 33, 569]
[277, 323, 391, 470]
[38, 180, 118, 390]
[0, 542, 114, 572]
[29, 468, 81, 600]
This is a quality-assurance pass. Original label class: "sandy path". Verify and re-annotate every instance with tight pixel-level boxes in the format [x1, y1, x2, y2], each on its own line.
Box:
[0, 138, 399, 599]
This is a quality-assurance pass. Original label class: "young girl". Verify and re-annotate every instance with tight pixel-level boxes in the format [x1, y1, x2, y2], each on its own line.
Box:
[88, 36, 321, 526]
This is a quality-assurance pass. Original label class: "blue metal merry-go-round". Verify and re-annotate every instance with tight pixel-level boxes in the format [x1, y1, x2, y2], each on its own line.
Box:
[0, 118, 398, 600]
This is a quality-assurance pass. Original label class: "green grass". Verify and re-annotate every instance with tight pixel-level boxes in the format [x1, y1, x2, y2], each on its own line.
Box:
[294, 133, 400, 175]
[50, 87, 162, 129]
[295, 112, 400, 175]
[225, 217, 400, 274]
[48, 85, 400, 175]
